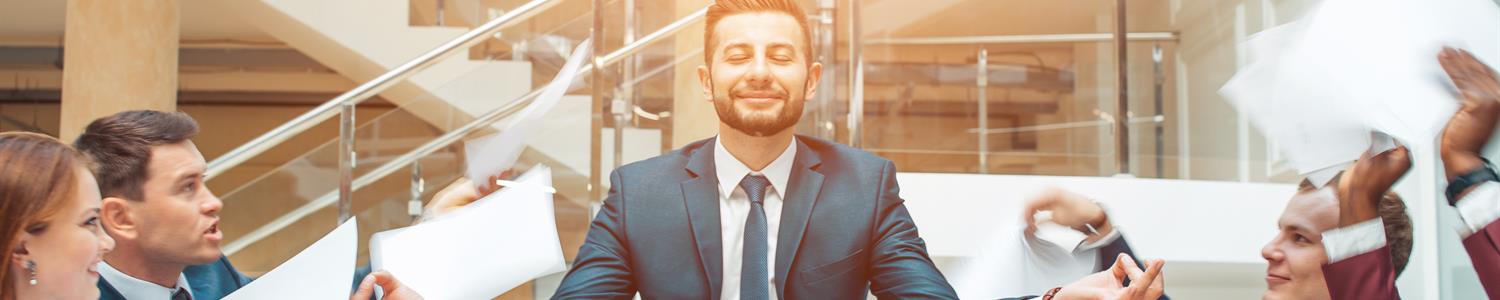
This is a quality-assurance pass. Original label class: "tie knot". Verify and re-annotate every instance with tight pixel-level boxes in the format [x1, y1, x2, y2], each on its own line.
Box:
[738, 174, 771, 204]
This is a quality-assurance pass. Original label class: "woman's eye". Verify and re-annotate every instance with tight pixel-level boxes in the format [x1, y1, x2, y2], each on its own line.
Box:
[84, 216, 100, 227]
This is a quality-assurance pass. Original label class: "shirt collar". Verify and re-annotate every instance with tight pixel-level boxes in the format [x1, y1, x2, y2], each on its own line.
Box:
[714, 136, 797, 201]
[98, 261, 193, 299]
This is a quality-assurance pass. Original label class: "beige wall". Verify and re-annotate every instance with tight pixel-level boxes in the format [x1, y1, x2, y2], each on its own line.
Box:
[58, 0, 180, 140]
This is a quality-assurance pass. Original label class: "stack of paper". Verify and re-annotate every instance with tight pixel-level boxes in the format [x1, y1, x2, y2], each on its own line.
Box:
[1220, 0, 1500, 185]
[222, 218, 358, 300]
[464, 39, 593, 189]
[946, 216, 1105, 299]
[370, 165, 566, 299]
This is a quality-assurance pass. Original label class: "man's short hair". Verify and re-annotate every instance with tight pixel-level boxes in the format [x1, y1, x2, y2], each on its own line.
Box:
[1298, 176, 1414, 276]
[72, 110, 200, 201]
[703, 0, 814, 66]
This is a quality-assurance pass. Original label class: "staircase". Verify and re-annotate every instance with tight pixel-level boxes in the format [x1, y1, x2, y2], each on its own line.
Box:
[221, 0, 538, 130]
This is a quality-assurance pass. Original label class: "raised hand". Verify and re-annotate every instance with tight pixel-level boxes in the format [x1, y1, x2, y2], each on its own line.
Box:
[1438, 47, 1500, 183]
[1336, 142, 1410, 227]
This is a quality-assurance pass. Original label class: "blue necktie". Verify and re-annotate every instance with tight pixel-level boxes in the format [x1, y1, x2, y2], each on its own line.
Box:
[739, 175, 771, 300]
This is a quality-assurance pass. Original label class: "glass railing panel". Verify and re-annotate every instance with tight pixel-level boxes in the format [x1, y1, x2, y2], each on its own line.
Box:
[220, 49, 559, 272]
[841, 0, 1299, 184]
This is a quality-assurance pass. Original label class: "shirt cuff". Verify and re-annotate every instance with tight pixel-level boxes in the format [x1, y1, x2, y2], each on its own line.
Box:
[1321, 218, 1387, 263]
[1457, 182, 1500, 237]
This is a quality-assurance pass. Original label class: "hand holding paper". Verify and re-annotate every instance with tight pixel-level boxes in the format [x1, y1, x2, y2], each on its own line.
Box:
[1335, 137, 1412, 227]
[420, 169, 516, 221]
[351, 271, 423, 300]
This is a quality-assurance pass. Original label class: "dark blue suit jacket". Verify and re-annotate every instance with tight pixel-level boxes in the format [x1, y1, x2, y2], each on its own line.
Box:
[553, 136, 958, 299]
[98, 256, 250, 300]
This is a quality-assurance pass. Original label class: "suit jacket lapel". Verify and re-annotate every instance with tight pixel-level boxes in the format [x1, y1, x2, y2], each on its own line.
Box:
[682, 138, 724, 298]
[774, 139, 825, 295]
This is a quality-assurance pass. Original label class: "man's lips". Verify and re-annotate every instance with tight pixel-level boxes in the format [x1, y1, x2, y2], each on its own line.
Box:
[734, 90, 786, 99]
[1265, 273, 1291, 285]
[204, 220, 222, 242]
[734, 93, 785, 106]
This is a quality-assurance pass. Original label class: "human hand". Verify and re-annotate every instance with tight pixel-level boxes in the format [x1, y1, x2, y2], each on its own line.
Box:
[350, 271, 423, 300]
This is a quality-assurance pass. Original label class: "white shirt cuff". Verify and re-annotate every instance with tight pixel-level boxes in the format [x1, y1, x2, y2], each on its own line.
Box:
[1457, 182, 1500, 237]
[1321, 217, 1387, 263]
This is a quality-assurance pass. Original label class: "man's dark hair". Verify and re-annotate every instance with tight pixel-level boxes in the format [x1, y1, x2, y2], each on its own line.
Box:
[72, 110, 199, 201]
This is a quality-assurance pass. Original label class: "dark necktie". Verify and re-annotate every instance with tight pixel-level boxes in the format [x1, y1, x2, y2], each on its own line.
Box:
[739, 174, 771, 300]
[171, 287, 191, 300]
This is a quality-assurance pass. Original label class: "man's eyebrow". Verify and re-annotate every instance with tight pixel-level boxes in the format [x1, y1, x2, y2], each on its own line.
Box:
[721, 42, 752, 50]
[765, 42, 795, 49]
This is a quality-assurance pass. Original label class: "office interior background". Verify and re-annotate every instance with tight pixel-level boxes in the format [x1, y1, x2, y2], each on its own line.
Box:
[1, 0, 1496, 298]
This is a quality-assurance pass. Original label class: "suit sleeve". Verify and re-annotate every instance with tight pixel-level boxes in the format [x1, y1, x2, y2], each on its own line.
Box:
[1456, 182, 1500, 298]
[867, 161, 960, 299]
[1463, 220, 1500, 299]
[1320, 218, 1399, 300]
[1089, 232, 1131, 273]
[552, 169, 637, 300]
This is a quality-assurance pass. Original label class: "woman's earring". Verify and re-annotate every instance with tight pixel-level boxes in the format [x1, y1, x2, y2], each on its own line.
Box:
[25, 260, 36, 285]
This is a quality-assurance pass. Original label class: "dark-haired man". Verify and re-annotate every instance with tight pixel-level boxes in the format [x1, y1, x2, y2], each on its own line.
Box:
[74, 110, 420, 300]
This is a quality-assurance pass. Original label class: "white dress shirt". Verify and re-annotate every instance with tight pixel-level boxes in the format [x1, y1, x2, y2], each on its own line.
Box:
[714, 136, 796, 300]
[1456, 181, 1500, 237]
[98, 261, 194, 300]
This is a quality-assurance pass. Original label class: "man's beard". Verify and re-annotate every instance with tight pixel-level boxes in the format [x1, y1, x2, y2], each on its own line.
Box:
[713, 87, 804, 137]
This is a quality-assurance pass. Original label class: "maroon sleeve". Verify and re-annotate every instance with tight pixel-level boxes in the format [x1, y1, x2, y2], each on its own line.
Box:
[1463, 219, 1500, 299]
[1321, 246, 1399, 300]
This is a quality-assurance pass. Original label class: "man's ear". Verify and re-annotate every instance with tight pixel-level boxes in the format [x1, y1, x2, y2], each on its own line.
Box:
[100, 196, 138, 241]
[803, 62, 823, 100]
[698, 65, 714, 103]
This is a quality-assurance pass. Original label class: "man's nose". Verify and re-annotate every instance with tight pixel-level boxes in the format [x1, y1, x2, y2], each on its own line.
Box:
[744, 55, 772, 85]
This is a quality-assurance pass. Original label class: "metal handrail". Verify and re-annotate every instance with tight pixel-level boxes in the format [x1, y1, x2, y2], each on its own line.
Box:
[223, 7, 709, 255]
[204, 0, 561, 180]
[864, 32, 1179, 45]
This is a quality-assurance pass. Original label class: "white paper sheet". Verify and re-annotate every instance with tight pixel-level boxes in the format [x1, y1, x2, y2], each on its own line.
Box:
[1221, 0, 1500, 184]
[370, 165, 566, 300]
[946, 218, 1100, 299]
[1222, 17, 1370, 182]
[222, 218, 358, 300]
[465, 39, 594, 190]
